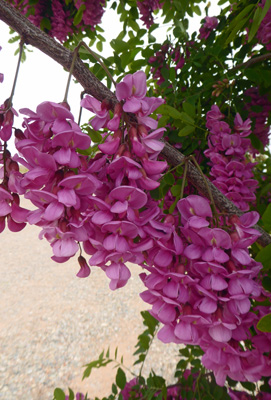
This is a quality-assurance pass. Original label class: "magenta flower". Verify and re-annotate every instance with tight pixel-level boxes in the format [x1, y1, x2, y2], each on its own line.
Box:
[76, 255, 91, 278]
[81, 95, 110, 130]
[105, 261, 131, 290]
[199, 16, 218, 40]
[116, 71, 147, 112]
[0, 101, 18, 142]
[177, 195, 212, 224]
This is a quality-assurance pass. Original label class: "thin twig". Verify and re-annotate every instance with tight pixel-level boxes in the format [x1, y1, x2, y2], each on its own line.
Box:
[229, 52, 271, 73]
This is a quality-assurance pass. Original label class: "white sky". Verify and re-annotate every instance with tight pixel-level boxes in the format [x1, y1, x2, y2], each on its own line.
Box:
[0, 2, 220, 153]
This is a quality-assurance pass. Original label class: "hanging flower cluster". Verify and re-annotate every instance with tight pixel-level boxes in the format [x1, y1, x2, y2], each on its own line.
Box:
[229, 389, 271, 400]
[204, 105, 258, 211]
[149, 42, 194, 86]
[257, 0, 271, 50]
[199, 16, 219, 40]
[11, 71, 168, 288]
[140, 194, 271, 386]
[0, 98, 28, 233]
[136, 0, 164, 28]
[244, 87, 271, 152]
[0, 46, 3, 84]
[8, 0, 106, 43]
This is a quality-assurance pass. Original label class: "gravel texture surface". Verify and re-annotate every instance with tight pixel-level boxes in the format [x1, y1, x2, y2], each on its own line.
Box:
[0, 199, 180, 400]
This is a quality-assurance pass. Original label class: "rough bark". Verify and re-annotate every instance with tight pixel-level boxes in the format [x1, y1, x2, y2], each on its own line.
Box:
[0, 0, 270, 247]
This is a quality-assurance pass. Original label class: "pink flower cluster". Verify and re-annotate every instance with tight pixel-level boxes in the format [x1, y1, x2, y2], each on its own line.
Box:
[149, 43, 193, 86]
[65, 393, 85, 400]
[121, 373, 193, 399]
[204, 105, 258, 211]
[0, 98, 28, 234]
[74, 0, 106, 28]
[136, 0, 164, 28]
[11, 71, 169, 287]
[140, 194, 271, 386]
[8, 0, 105, 43]
[229, 389, 271, 400]
[0, 99, 18, 142]
[257, 0, 271, 50]
[244, 87, 271, 151]
[0, 46, 4, 84]
[199, 16, 218, 40]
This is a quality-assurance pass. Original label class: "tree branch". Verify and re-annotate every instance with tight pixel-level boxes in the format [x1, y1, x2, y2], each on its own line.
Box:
[0, 0, 116, 105]
[0, 0, 270, 247]
[229, 52, 271, 73]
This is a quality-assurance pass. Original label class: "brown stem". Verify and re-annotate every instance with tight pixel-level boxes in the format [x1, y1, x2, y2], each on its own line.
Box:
[0, 0, 270, 247]
[7, 38, 24, 108]
[63, 44, 80, 104]
[229, 52, 271, 73]
[0, 1, 116, 105]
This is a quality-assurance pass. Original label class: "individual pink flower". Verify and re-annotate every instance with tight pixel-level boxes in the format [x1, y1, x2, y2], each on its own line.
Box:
[76, 255, 91, 278]
[116, 71, 147, 112]
[199, 16, 219, 40]
[0, 100, 18, 142]
[81, 96, 110, 130]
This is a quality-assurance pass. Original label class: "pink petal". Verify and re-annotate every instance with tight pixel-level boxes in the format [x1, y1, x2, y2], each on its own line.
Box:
[43, 201, 64, 221]
[208, 324, 232, 342]
[52, 238, 79, 257]
[57, 188, 77, 207]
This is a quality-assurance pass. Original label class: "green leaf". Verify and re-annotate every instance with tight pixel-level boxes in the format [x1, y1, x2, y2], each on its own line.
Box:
[182, 102, 195, 118]
[178, 125, 195, 137]
[232, 4, 255, 24]
[8, 35, 20, 44]
[249, 133, 264, 153]
[110, 39, 130, 52]
[96, 41, 103, 52]
[157, 115, 169, 128]
[262, 203, 271, 232]
[68, 388, 74, 400]
[141, 311, 159, 335]
[157, 104, 183, 120]
[225, 18, 248, 45]
[40, 17, 51, 31]
[257, 313, 271, 332]
[148, 33, 156, 43]
[129, 19, 140, 32]
[73, 4, 86, 26]
[192, 5, 201, 16]
[171, 184, 182, 196]
[213, 386, 224, 399]
[178, 112, 194, 125]
[262, 276, 271, 292]
[85, 127, 102, 143]
[255, 243, 271, 270]
[248, 0, 271, 42]
[54, 388, 66, 400]
[112, 383, 118, 395]
[163, 173, 175, 185]
[116, 367, 126, 390]
[240, 382, 256, 392]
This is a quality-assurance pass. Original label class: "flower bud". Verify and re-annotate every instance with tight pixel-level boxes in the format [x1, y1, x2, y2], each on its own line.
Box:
[76, 255, 91, 278]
